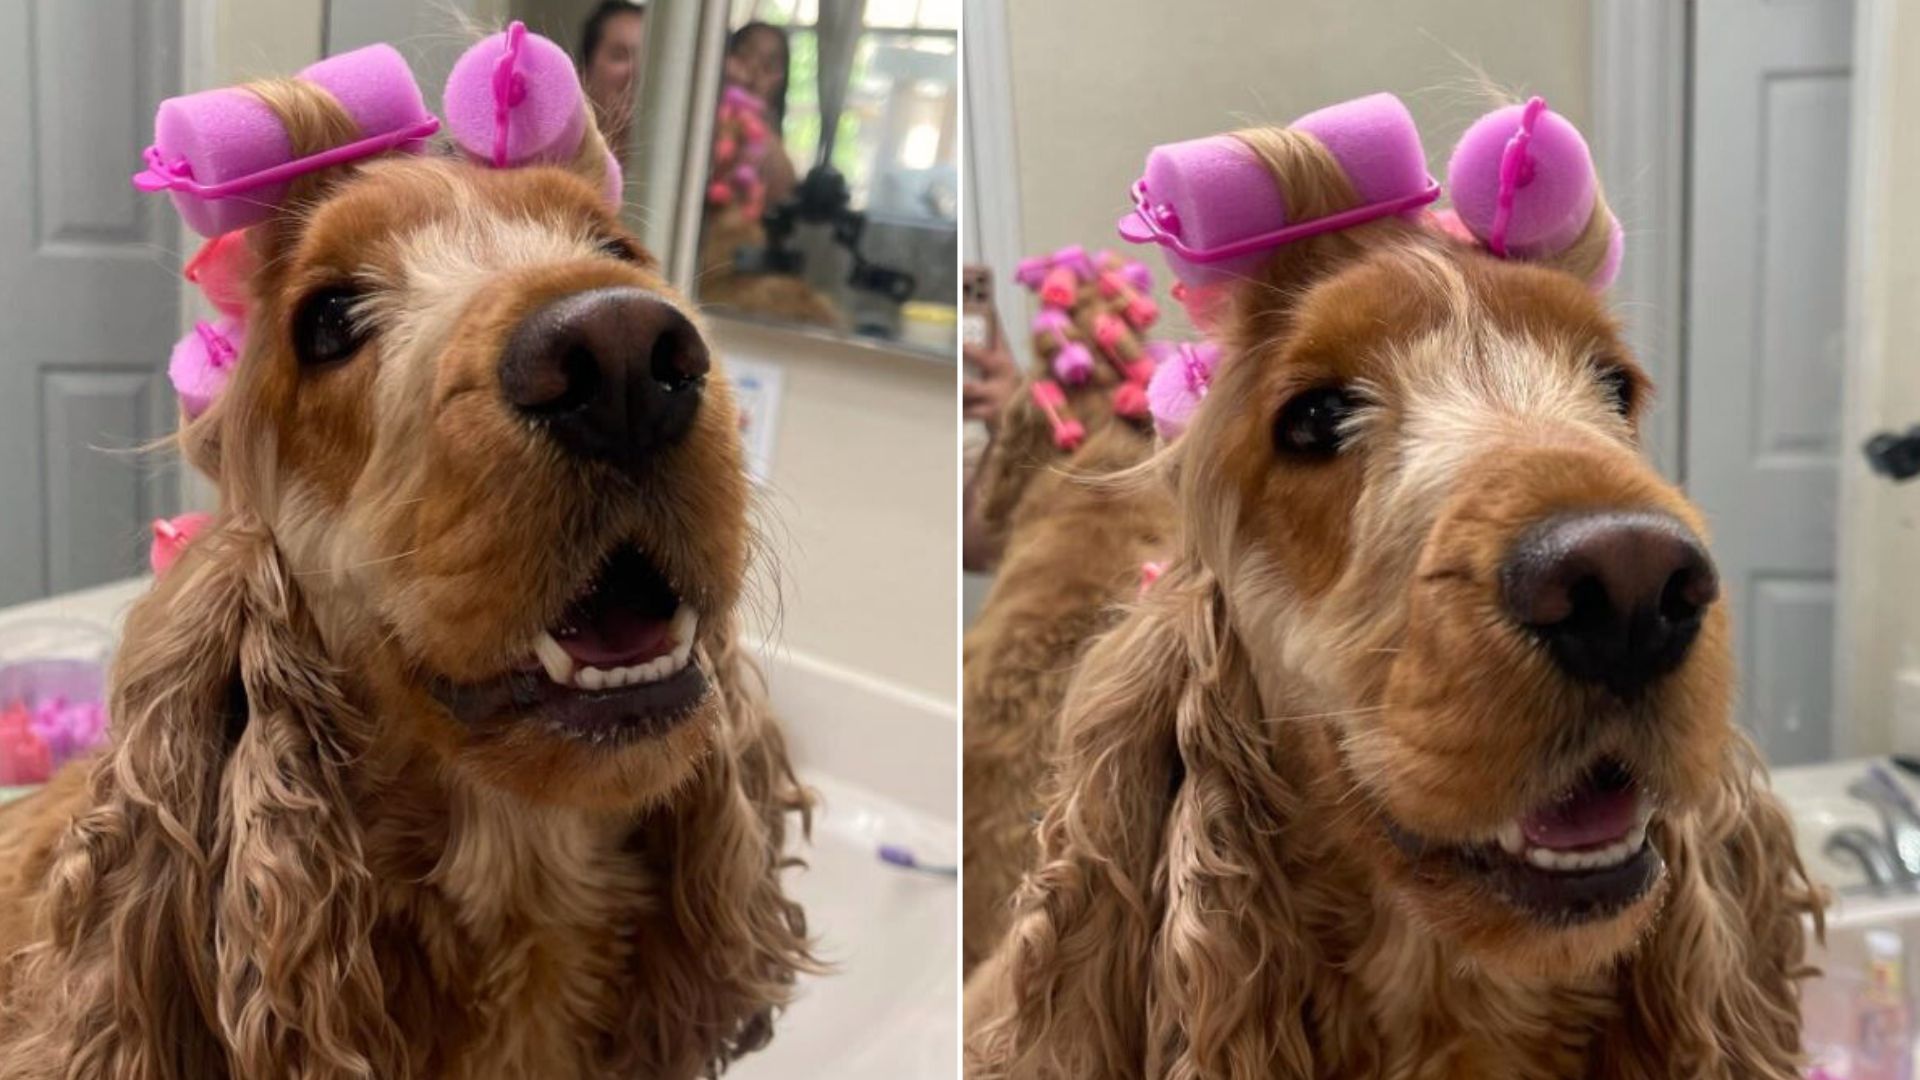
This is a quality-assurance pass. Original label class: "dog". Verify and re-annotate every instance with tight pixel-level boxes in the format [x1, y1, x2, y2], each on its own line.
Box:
[0, 75, 811, 1079]
[963, 361, 1170, 973]
[965, 149, 1821, 1077]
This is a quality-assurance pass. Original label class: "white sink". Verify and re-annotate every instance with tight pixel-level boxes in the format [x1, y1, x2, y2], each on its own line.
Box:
[732, 774, 956, 1078]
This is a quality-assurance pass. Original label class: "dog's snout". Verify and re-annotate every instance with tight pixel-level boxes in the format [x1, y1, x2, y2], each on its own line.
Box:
[1500, 510, 1719, 697]
[500, 287, 709, 471]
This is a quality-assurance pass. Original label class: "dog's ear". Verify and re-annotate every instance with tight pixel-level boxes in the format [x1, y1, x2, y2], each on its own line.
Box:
[0, 523, 405, 1077]
[966, 566, 1311, 1077]
[1606, 734, 1821, 1076]
[610, 624, 814, 1076]
[970, 383, 1061, 556]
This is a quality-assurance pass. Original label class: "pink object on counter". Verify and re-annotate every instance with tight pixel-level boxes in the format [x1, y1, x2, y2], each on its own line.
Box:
[150, 512, 213, 574]
[0, 703, 50, 785]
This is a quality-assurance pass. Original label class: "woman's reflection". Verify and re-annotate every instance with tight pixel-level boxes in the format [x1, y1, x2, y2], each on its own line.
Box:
[579, 0, 647, 163]
[698, 20, 843, 329]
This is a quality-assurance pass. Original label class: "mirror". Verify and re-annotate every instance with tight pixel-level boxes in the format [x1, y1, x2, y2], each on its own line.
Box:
[692, 0, 958, 356]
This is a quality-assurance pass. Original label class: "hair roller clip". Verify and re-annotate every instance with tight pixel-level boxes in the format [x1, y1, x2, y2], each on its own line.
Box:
[131, 44, 438, 238]
[1111, 380, 1149, 421]
[1146, 341, 1223, 441]
[1030, 381, 1086, 451]
[1445, 96, 1623, 289]
[1118, 93, 1438, 288]
[444, 21, 623, 208]
[169, 317, 245, 420]
[182, 231, 258, 318]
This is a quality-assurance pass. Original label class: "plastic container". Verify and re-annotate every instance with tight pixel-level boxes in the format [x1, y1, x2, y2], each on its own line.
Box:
[0, 619, 114, 799]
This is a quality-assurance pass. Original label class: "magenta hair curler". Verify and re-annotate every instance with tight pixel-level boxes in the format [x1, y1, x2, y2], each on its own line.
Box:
[1118, 93, 1438, 294]
[133, 44, 439, 238]
[444, 21, 623, 208]
[1029, 380, 1086, 451]
[1444, 96, 1622, 289]
[1032, 309, 1094, 385]
[169, 317, 245, 420]
[1146, 340, 1224, 441]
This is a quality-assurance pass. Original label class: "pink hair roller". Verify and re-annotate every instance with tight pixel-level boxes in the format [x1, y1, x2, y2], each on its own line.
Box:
[182, 232, 257, 318]
[1038, 266, 1079, 309]
[133, 44, 439, 238]
[1033, 309, 1094, 385]
[1030, 381, 1085, 451]
[169, 317, 245, 420]
[1444, 96, 1623, 289]
[1111, 381, 1149, 420]
[444, 22, 622, 209]
[150, 513, 213, 575]
[1118, 93, 1438, 290]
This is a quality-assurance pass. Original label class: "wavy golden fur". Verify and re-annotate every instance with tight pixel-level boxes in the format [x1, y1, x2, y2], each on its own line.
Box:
[0, 76, 811, 1079]
[965, 124, 1820, 1078]
[963, 345, 1171, 970]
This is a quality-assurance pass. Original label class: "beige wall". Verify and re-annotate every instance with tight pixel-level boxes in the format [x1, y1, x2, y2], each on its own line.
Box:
[1838, 0, 1920, 753]
[1003, 0, 1591, 333]
[715, 321, 959, 702]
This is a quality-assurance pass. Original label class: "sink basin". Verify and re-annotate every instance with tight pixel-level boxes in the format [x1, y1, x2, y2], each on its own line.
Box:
[731, 774, 956, 1078]
[1772, 759, 1901, 895]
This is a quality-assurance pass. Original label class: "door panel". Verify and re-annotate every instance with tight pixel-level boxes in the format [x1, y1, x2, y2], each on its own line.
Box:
[1687, 0, 1853, 763]
[0, 0, 180, 606]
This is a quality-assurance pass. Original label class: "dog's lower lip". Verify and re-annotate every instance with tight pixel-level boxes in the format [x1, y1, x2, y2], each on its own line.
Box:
[431, 662, 710, 746]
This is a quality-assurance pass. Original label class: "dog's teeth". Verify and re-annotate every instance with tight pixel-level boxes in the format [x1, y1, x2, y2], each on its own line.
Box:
[670, 606, 699, 655]
[535, 632, 576, 686]
[577, 665, 607, 691]
[1497, 821, 1524, 855]
[1624, 820, 1648, 853]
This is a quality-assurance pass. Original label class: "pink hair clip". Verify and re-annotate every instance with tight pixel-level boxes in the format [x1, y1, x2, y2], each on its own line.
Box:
[150, 512, 213, 575]
[1030, 381, 1085, 451]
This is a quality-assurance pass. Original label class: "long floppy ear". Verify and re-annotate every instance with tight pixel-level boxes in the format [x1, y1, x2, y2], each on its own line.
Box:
[1602, 734, 1821, 1079]
[0, 522, 404, 1080]
[966, 561, 1310, 1078]
[970, 384, 1063, 557]
[610, 622, 814, 1077]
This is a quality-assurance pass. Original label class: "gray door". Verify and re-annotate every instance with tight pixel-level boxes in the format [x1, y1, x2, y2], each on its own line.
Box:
[1687, 0, 1854, 764]
[0, 0, 181, 606]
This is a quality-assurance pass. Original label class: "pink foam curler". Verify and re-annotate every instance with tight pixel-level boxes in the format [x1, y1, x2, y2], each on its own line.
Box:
[1030, 381, 1085, 451]
[1445, 96, 1622, 289]
[182, 231, 257, 318]
[1117, 93, 1437, 288]
[1032, 309, 1094, 385]
[1038, 265, 1079, 308]
[1147, 341, 1223, 441]
[169, 317, 245, 420]
[133, 44, 439, 238]
[150, 512, 213, 575]
[445, 21, 622, 209]
[1112, 381, 1149, 420]
[1139, 560, 1167, 595]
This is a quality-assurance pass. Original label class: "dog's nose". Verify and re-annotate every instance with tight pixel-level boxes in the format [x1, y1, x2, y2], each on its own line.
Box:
[499, 287, 709, 471]
[1500, 510, 1719, 697]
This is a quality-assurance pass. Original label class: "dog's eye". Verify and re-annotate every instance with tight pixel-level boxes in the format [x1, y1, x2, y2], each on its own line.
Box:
[596, 236, 640, 263]
[292, 287, 368, 367]
[1598, 366, 1636, 417]
[1274, 386, 1358, 458]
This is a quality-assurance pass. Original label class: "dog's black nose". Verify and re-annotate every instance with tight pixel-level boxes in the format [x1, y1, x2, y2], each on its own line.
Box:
[499, 287, 709, 471]
[1500, 510, 1719, 698]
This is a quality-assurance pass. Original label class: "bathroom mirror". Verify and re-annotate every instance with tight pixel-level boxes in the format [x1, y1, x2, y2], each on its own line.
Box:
[684, 0, 958, 356]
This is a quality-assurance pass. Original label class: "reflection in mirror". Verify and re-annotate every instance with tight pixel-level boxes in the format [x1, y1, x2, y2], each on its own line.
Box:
[696, 0, 958, 356]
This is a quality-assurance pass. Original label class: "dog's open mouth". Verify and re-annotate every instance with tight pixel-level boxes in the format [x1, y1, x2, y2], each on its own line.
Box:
[1388, 759, 1663, 924]
[433, 543, 710, 744]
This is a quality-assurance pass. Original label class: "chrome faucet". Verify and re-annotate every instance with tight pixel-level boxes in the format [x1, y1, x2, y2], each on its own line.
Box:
[1845, 764, 1920, 884]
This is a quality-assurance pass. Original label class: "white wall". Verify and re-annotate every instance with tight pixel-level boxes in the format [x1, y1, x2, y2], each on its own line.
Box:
[1001, 0, 1591, 335]
[1837, 0, 1920, 754]
[715, 320, 958, 703]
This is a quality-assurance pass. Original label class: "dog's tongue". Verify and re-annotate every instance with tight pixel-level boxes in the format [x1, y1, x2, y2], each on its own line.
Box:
[1520, 776, 1640, 850]
[551, 548, 680, 667]
[553, 603, 673, 667]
